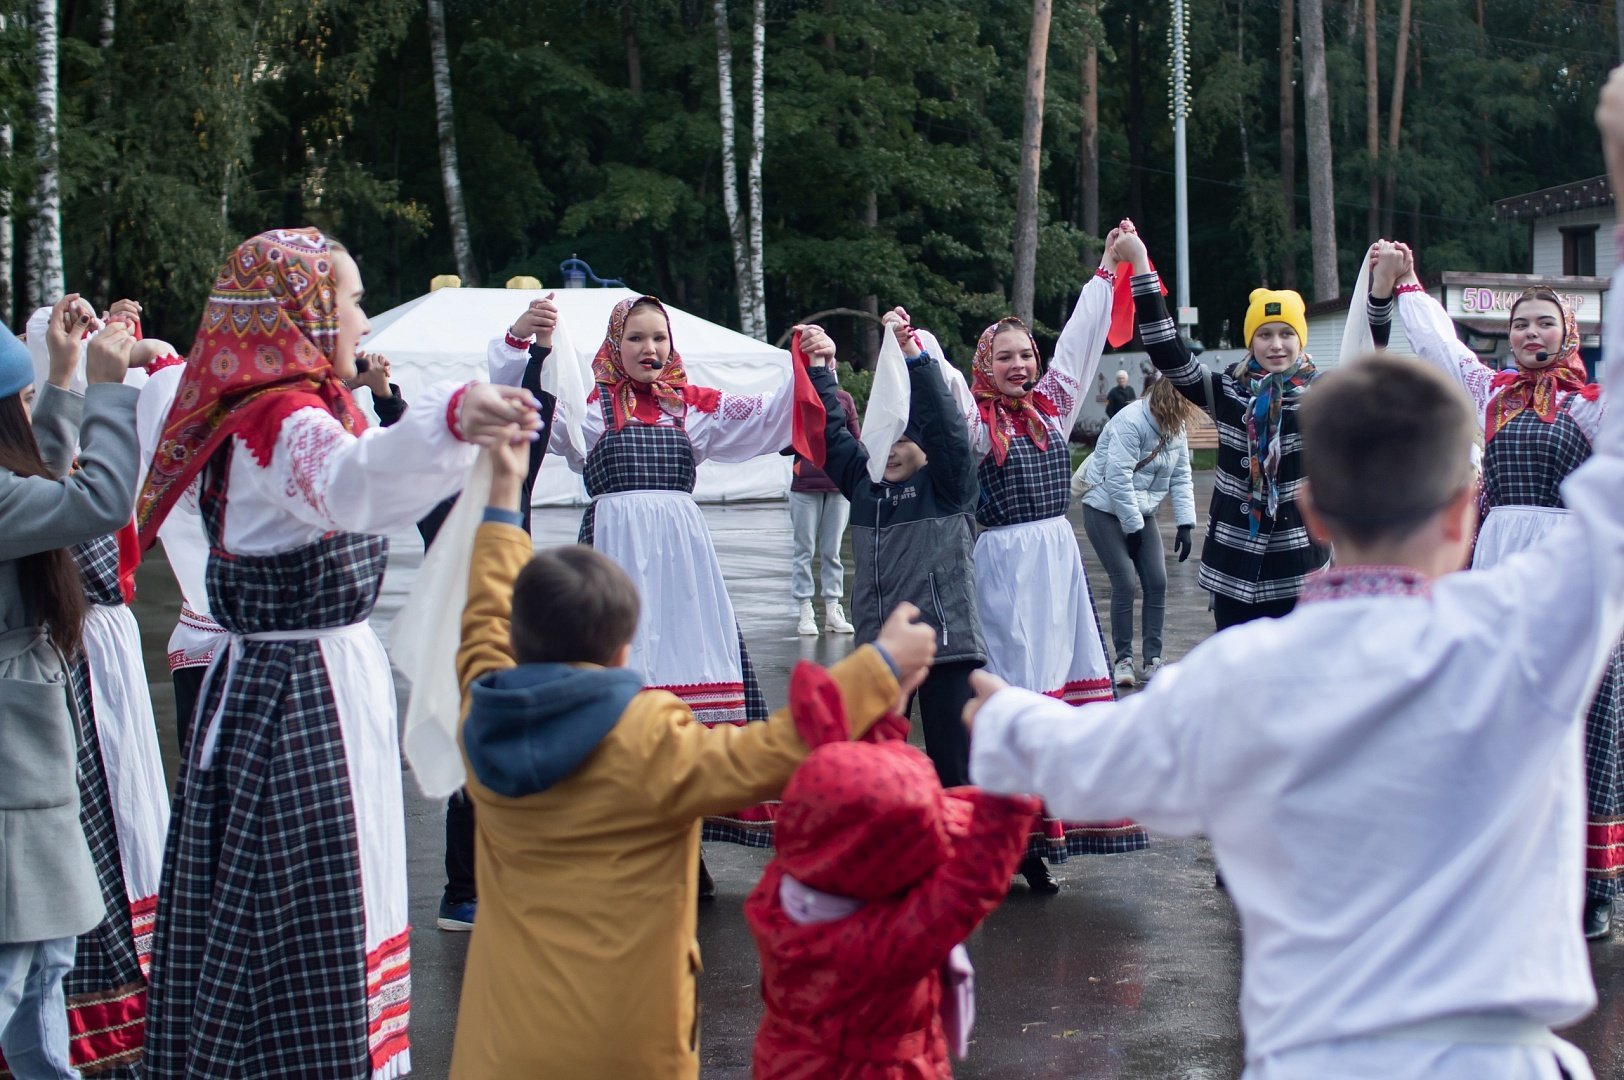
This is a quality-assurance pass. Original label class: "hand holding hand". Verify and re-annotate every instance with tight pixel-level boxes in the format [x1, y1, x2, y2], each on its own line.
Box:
[350, 353, 393, 397]
[456, 383, 544, 448]
[1370, 241, 1412, 296]
[45, 294, 97, 387]
[85, 324, 136, 385]
[129, 338, 178, 370]
[103, 298, 142, 332]
[874, 602, 937, 694]
[794, 324, 837, 367]
[1174, 524, 1192, 562]
[1111, 224, 1149, 273]
[881, 306, 921, 358]
[962, 669, 1010, 731]
[510, 293, 559, 346]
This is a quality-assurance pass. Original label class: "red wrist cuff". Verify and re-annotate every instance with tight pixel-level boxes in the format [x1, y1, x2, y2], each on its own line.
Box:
[447, 383, 472, 442]
[1394, 282, 1425, 296]
[1095, 266, 1116, 285]
[504, 331, 531, 352]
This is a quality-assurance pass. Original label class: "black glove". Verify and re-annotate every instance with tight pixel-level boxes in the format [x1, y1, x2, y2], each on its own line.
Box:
[1174, 524, 1193, 562]
[1124, 529, 1143, 561]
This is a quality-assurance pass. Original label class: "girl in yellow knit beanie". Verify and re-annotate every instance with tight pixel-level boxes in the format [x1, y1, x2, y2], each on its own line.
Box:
[1110, 224, 1329, 629]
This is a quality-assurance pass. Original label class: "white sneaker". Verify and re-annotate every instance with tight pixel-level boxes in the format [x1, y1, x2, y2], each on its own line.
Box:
[824, 600, 854, 634]
[1141, 657, 1164, 682]
[797, 599, 819, 636]
[1112, 657, 1137, 688]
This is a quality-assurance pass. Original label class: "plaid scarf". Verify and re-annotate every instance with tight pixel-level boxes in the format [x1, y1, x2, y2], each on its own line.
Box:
[592, 295, 695, 430]
[971, 318, 1059, 467]
[1485, 298, 1599, 442]
[136, 228, 366, 549]
[1239, 354, 1316, 537]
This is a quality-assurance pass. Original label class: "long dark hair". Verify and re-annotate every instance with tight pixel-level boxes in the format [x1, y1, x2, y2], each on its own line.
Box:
[0, 393, 85, 657]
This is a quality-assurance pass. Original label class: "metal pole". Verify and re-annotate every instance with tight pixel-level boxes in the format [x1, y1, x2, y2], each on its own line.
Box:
[1171, 0, 1192, 315]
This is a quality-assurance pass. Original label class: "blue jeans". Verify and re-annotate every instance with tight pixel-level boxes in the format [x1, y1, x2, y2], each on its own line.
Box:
[0, 937, 79, 1079]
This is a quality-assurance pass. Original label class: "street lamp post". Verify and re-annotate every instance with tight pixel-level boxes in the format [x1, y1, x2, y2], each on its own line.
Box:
[1170, 0, 1195, 336]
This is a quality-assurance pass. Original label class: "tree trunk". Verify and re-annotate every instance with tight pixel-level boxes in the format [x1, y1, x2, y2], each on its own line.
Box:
[1278, 0, 1297, 289]
[29, 0, 64, 309]
[1012, 0, 1051, 325]
[861, 189, 879, 364]
[621, 0, 643, 94]
[98, 0, 112, 46]
[1128, 7, 1144, 226]
[1079, 10, 1099, 239]
[713, 0, 757, 338]
[1364, 0, 1378, 242]
[0, 12, 12, 323]
[427, 0, 478, 284]
[1298, 0, 1338, 301]
[1381, 0, 1412, 238]
[746, 0, 766, 339]
[97, 0, 115, 304]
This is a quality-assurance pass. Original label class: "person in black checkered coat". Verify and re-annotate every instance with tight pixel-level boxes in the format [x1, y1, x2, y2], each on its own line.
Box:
[1368, 238, 1621, 941]
[1114, 225, 1329, 630]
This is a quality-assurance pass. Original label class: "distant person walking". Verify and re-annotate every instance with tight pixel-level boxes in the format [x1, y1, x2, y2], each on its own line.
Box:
[1105, 370, 1137, 418]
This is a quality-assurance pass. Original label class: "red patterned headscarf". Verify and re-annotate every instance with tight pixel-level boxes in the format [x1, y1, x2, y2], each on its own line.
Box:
[971, 317, 1059, 466]
[1486, 290, 1600, 442]
[135, 228, 367, 548]
[592, 296, 700, 430]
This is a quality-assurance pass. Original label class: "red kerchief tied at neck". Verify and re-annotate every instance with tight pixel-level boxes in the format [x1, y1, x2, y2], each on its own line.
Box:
[1486, 295, 1600, 442]
[971, 317, 1058, 467]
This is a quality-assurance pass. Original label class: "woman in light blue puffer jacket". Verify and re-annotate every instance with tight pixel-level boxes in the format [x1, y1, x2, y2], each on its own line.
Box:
[1073, 376, 1198, 686]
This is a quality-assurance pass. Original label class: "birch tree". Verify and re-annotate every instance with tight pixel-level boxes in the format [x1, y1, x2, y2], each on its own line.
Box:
[1298, 0, 1338, 300]
[0, 11, 11, 323]
[29, 0, 64, 309]
[713, 0, 758, 339]
[1011, 0, 1051, 326]
[745, 0, 766, 339]
[427, 0, 477, 284]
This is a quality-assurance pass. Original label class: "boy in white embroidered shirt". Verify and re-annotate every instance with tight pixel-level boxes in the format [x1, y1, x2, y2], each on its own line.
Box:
[965, 69, 1624, 1080]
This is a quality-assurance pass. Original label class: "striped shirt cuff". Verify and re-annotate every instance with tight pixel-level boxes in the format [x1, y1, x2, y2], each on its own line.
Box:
[1366, 293, 1394, 325]
[1130, 271, 1163, 297]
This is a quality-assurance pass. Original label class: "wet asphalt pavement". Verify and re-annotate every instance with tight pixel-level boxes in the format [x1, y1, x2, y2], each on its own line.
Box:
[128, 474, 1624, 1079]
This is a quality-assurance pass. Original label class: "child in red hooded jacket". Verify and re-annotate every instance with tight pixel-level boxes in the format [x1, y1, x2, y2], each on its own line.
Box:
[745, 663, 1039, 1079]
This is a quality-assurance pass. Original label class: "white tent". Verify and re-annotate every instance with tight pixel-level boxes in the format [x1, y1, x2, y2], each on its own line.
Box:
[360, 287, 793, 505]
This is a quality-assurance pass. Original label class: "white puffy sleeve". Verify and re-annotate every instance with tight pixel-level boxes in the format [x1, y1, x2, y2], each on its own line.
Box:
[685, 373, 795, 464]
[1038, 270, 1115, 435]
[1394, 287, 1495, 422]
[237, 379, 479, 536]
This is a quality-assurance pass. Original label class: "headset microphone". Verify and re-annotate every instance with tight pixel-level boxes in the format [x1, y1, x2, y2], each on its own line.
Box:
[1534, 351, 1550, 365]
[1021, 379, 1037, 393]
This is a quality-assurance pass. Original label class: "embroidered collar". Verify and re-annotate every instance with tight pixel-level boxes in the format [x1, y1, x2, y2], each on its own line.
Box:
[1299, 565, 1432, 604]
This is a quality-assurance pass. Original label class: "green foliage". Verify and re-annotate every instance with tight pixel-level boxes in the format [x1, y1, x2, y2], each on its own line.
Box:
[3, 0, 1617, 364]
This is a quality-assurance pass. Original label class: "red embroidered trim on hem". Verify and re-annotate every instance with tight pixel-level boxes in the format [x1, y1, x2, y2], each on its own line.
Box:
[446, 383, 471, 442]
[66, 981, 146, 1073]
[167, 649, 217, 671]
[366, 928, 412, 1073]
[131, 894, 158, 977]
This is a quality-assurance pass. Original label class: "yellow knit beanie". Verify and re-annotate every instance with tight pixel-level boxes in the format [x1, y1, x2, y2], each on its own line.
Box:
[1243, 288, 1308, 350]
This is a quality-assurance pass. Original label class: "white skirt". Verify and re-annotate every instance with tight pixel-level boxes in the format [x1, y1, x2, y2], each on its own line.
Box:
[591, 490, 748, 723]
[81, 605, 169, 920]
[974, 516, 1113, 704]
[1473, 505, 1568, 570]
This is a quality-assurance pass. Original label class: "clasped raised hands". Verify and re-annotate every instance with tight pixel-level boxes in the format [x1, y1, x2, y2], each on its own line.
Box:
[456, 383, 545, 449]
[509, 293, 559, 348]
[1367, 240, 1416, 296]
[880, 306, 922, 359]
[792, 323, 837, 367]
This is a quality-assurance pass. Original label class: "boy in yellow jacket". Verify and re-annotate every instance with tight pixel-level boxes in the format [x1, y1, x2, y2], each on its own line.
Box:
[450, 437, 937, 1080]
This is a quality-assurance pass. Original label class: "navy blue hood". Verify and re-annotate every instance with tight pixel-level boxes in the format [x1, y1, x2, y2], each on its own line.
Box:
[464, 663, 645, 798]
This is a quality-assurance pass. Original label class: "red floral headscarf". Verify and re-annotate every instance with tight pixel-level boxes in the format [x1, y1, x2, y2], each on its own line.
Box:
[1486, 290, 1600, 442]
[971, 317, 1059, 466]
[135, 228, 366, 548]
[592, 295, 706, 430]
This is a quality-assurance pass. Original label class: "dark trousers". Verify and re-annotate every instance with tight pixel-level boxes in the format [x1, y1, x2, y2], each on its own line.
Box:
[445, 789, 477, 906]
[909, 660, 980, 789]
[172, 665, 208, 758]
[1213, 593, 1297, 631]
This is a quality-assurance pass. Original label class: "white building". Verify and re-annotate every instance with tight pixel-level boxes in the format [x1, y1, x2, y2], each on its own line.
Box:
[1304, 176, 1613, 376]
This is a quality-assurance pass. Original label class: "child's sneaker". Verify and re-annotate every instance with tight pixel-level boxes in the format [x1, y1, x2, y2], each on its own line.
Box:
[437, 898, 477, 932]
[1112, 657, 1137, 688]
[1142, 657, 1164, 682]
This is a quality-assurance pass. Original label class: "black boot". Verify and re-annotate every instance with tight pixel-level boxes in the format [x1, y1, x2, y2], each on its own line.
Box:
[1585, 897, 1613, 940]
[698, 855, 716, 902]
[1019, 856, 1060, 894]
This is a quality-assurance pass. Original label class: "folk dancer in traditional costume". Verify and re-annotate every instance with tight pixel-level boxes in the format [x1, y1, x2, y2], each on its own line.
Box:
[0, 318, 143, 1080]
[136, 228, 541, 1080]
[1114, 225, 1329, 629]
[964, 225, 1147, 889]
[1368, 238, 1620, 939]
[486, 295, 824, 855]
